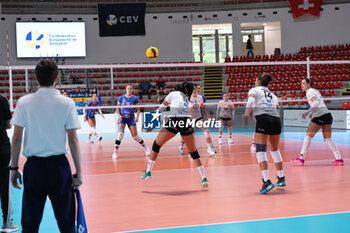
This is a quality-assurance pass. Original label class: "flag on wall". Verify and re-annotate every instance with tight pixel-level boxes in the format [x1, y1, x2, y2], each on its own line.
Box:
[98, 3, 146, 37]
[288, 0, 322, 18]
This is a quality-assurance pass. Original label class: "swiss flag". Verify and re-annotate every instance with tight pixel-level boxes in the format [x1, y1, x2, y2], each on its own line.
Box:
[288, 0, 322, 18]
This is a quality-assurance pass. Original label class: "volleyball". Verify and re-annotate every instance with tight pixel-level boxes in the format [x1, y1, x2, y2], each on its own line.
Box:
[146, 46, 159, 59]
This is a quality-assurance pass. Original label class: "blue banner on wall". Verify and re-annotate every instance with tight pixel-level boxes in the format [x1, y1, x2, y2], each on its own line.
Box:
[98, 3, 146, 37]
[59, 88, 99, 115]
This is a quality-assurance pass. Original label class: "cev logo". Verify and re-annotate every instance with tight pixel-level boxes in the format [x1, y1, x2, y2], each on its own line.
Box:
[106, 14, 118, 26]
[106, 14, 139, 26]
[26, 31, 44, 49]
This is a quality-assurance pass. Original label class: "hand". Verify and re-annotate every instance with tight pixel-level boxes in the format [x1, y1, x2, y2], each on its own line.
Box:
[72, 173, 82, 189]
[302, 112, 309, 119]
[242, 114, 250, 120]
[145, 128, 153, 133]
[135, 118, 139, 123]
[10, 170, 22, 189]
[309, 113, 313, 118]
[84, 117, 87, 122]
[118, 115, 122, 122]
[101, 114, 105, 119]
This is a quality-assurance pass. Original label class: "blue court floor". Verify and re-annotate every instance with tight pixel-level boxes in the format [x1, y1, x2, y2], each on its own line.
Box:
[2, 126, 350, 233]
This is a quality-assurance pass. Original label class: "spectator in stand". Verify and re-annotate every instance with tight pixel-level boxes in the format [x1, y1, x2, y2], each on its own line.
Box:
[139, 79, 152, 100]
[156, 76, 167, 101]
[246, 34, 254, 58]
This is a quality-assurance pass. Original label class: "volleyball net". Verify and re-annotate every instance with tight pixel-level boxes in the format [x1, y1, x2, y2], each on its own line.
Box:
[1, 58, 350, 131]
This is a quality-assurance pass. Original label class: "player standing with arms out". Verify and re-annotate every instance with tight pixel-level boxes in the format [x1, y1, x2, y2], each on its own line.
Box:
[217, 93, 235, 145]
[290, 78, 343, 166]
[112, 85, 150, 159]
[83, 93, 104, 143]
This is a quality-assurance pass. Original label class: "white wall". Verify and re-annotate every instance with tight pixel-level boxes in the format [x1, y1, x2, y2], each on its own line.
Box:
[264, 24, 281, 55]
[0, 3, 350, 65]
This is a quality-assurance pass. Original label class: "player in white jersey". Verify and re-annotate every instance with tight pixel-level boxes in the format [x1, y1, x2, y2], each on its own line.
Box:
[178, 85, 216, 156]
[216, 93, 235, 144]
[290, 79, 343, 166]
[141, 82, 209, 189]
[243, 73, 286, 194]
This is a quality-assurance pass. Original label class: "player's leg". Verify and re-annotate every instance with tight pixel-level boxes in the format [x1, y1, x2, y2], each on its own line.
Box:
[227, 120, 234, 144]
[322, 124, 343, 165]
[291, 122, 321, 165]
[141, 128, 177, 179]
[218, 119, 224, 145]
[130, 124, 150, 156]
[112, 123, 125, 159]
[181, 133, 208, 189]
[87, 118, 95, 143]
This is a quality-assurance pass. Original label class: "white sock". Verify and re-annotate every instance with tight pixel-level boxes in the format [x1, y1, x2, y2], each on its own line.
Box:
[277, 170, 284, 178]
[179, 140, 184, 149]
[300, 136, 312, 159]
[146, 160, 155, 172]
[261, 170, 269, 182]
[325, 138, 342, 160]
[197, 165, 206, 179]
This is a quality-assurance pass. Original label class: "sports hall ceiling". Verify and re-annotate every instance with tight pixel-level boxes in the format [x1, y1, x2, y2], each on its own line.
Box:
[0, 0, 349, 14]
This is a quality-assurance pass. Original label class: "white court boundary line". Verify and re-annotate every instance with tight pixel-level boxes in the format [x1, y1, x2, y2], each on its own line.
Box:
[119, 210, 350, 233]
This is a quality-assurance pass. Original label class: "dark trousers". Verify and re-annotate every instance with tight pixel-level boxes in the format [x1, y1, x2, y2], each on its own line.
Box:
[0, 145, 10, 223]
[22, 155, 75, 233]
[139, 90, 151, 100]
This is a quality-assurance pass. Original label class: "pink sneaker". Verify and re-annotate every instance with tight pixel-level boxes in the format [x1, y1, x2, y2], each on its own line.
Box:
[332, 159, 344, 166]
[290, 157, 305, 166]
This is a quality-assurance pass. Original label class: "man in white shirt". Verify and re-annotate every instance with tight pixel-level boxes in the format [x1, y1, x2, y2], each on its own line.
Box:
[9, 60, 82, 233]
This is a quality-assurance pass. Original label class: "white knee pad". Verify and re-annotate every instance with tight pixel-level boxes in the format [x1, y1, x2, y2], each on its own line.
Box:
[133, 136, 142, 143]
[204, 129, 211, 139]
[117, 126, 125, 141]
[270, 150, 283, 163]
[256, 152, 268, 163]
[91, 127, 96, 134]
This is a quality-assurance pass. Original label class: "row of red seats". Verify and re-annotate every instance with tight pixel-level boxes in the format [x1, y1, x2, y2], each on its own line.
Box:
[300, 44, 350, 53]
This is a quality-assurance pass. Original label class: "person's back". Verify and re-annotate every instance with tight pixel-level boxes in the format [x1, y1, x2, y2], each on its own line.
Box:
[15, 90, 77, 157]
[10, 60, 82, 233]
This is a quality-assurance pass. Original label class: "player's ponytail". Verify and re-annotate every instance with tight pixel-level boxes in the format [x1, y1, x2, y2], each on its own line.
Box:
[258, 73, 273, 87]
[305, 78, 314, 87]
[181, 81, 194, 98]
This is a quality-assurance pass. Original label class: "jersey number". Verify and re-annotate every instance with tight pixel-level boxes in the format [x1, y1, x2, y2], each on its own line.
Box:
[263, 90, 272, 100]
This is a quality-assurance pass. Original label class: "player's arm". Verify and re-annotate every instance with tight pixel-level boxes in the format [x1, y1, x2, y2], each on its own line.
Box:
[67, 129, 82, 189]
[116, 102, 122, 121]
[10, 125, 23, 189]
[302, 96, 319, 119]
[200, 102, 210, 119]
[216, 104, 220, 120]
[97, 104, 105, 119]
[243, 93, 256, 119]
[158, 100, 169, 112]
[135, 103, 140, 122]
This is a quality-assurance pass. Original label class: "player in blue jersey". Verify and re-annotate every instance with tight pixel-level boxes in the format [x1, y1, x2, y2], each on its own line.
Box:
[83, 93, 105, 143]
[112, 85, 150, 159]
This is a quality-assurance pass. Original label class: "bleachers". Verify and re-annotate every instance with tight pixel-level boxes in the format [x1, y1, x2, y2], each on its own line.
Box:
[224, 43, 350, 106]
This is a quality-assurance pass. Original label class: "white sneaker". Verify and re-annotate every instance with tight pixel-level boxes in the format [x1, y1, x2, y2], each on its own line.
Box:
[88, 138, 94, 143]
[250, 144, 256, 152]
[207, 147, 216, 156]
[112, 151, 118, 159]
[1, 221, 20, 232]
[144, 146, 151, 156]
[228, 138, 234, 144]
[178, 147, 184, 155]
[218, 138, 223, 145]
